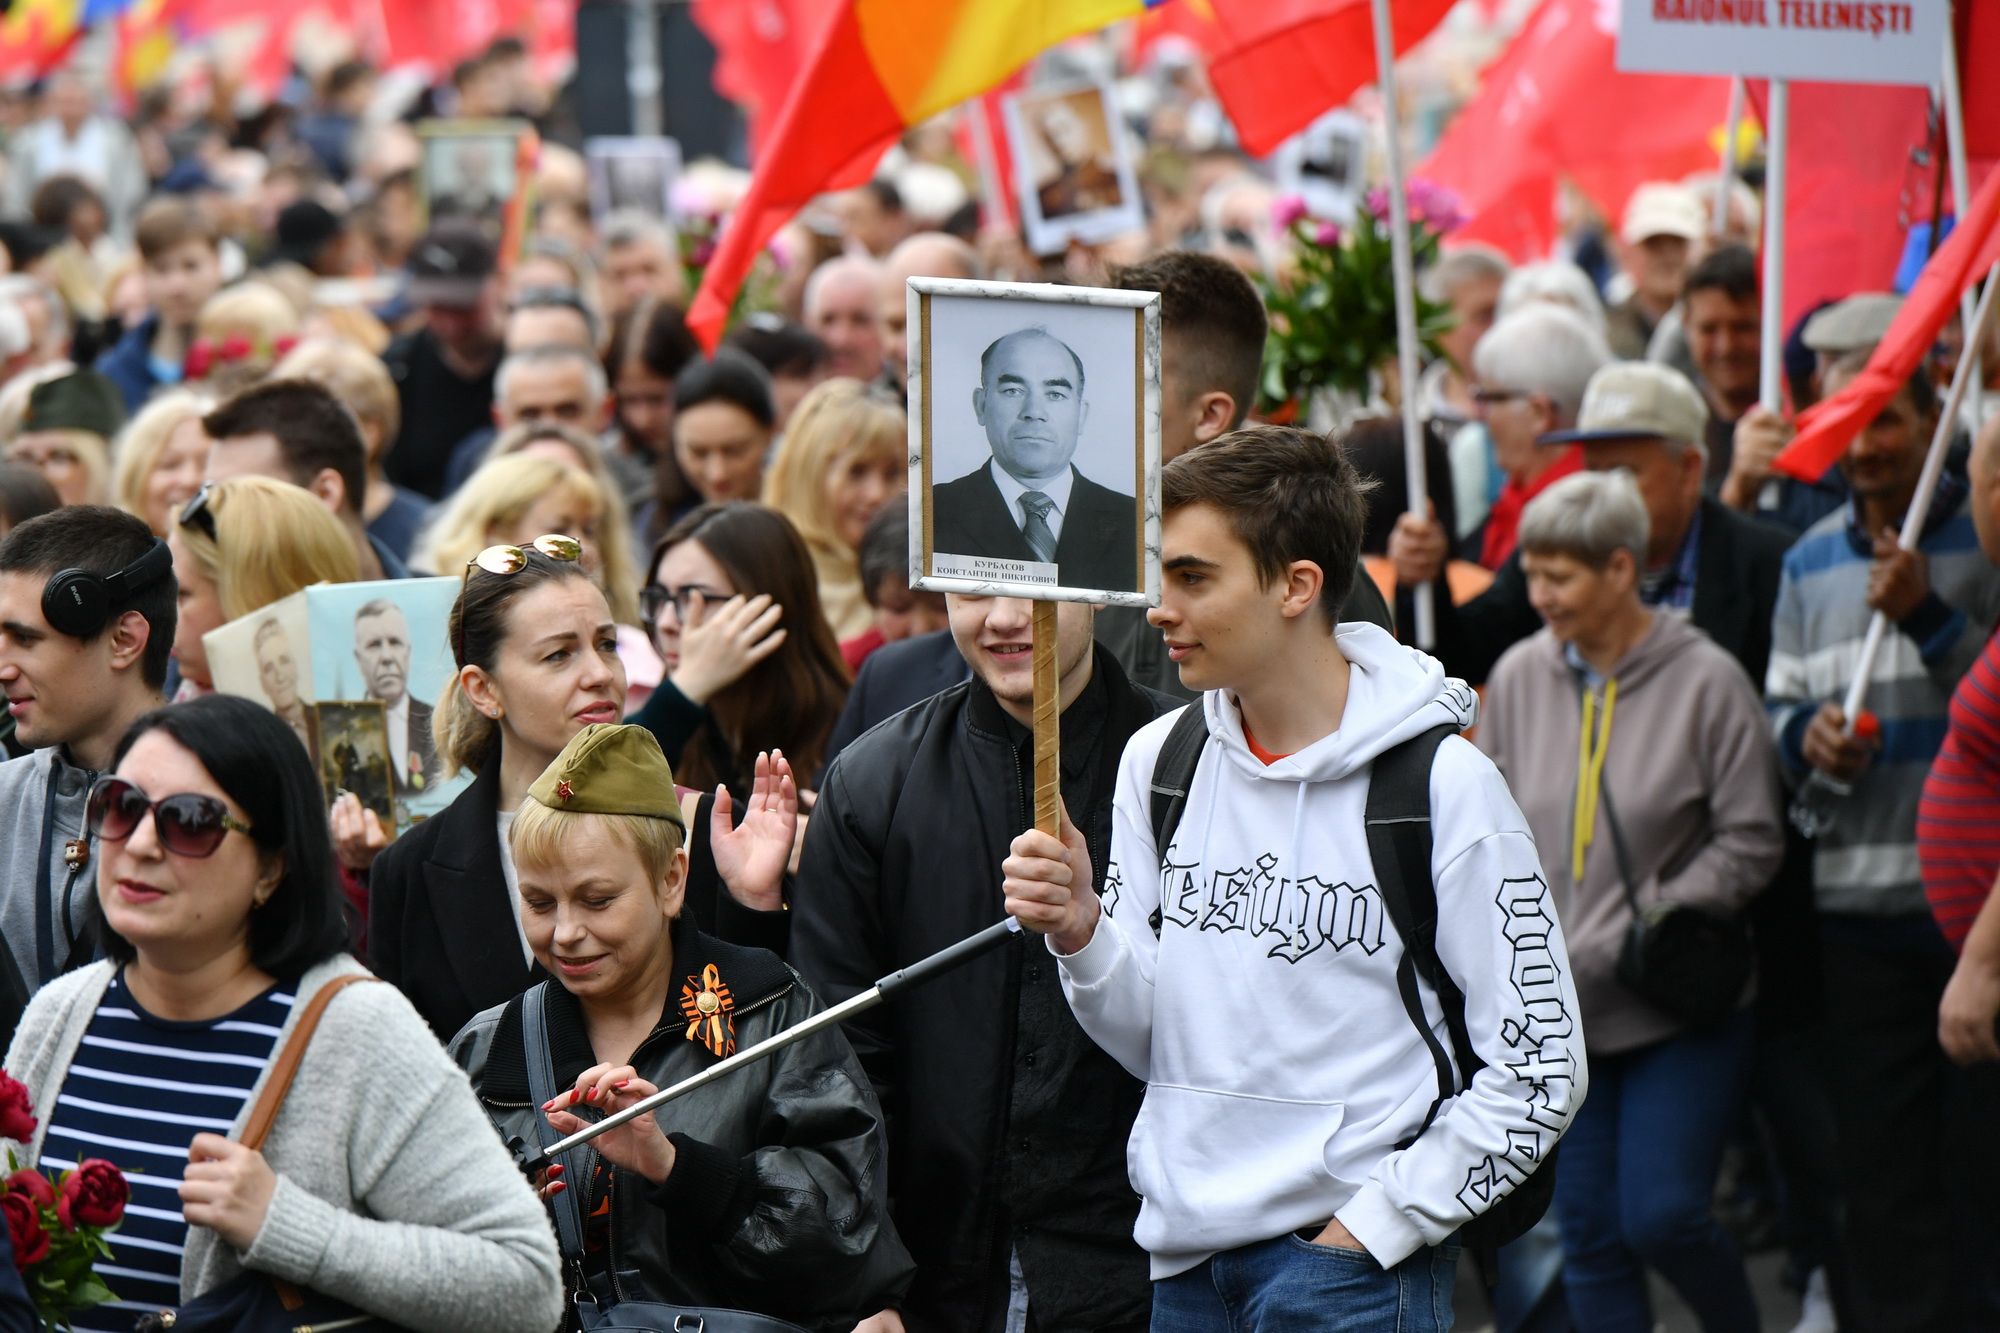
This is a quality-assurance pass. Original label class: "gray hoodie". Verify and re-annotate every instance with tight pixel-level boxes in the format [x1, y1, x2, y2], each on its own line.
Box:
[1478, 611, 1783, 1055]
[0, 747, 98, 998]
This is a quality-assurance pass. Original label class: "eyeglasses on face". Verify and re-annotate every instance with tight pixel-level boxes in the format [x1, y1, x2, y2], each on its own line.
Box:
[86, 776, 253, 859]
[1470, 386, 1531, 406]
[640, 582, 731, 624]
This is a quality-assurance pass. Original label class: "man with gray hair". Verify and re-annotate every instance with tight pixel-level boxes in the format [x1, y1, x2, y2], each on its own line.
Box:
[1418, 245, 1509, 440]
[354, 597, 436, 794]
[601, 210, 685, 320]
[442, 343, 611, 493]
[1392, 360, 1792, 689]
[805, 254, 886, 384]
[877, 232, 981, 392]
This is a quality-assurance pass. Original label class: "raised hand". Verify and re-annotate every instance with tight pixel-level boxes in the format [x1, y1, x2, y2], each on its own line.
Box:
[671, 592, 787, 705]
[710, 750, 798, 912]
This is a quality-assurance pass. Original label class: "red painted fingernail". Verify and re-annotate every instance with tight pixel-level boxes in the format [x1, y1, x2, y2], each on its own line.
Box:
[551, 1182, 565, 1194]
[614, 1080, 629, 1089]
[548, 1165, 563, 1177]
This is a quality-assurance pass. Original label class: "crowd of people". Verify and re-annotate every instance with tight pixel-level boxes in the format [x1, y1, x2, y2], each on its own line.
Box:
[0, 34, 1995, 1333]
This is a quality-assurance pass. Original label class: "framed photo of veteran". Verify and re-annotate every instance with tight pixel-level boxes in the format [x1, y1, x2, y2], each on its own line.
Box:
[908, 278, 1160, 607]
[586, 136, 682, 225]
[1002, 81, 1144, 255]
[417, 119, 538, 252]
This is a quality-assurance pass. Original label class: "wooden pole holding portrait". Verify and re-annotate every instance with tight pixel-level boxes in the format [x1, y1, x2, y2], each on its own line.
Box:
[906, 278, 1163, 843]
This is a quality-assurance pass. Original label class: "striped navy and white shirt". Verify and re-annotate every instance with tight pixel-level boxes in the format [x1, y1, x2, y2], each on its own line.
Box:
[41, 974, 293, 1333]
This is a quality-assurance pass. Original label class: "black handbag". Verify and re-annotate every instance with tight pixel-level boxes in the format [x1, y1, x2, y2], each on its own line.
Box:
[134, 976, 414, 1333]
[1599, 784, 1755, 1030]
[519, 985, 810, 1333]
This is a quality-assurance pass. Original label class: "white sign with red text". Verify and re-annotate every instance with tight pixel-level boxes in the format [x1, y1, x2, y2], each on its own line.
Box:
[1616, 0, 1945, 85]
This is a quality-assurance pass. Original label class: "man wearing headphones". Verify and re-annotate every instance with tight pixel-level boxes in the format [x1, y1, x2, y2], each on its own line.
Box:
[0, 506, 176, 1042]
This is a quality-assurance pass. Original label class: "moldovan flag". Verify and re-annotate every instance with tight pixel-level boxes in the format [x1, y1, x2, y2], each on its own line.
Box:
[687, 0, 1460, 349]
[1773, 162, 2000, 483]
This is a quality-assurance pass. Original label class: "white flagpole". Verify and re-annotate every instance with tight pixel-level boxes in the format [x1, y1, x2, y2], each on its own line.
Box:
[1837, 268, 2000, 730]
[1370, 0, 1434, 648]
[1758, 80, 1789, 417]
[1713, 78, 1745, 241]
[1942, 9, 1981, 425]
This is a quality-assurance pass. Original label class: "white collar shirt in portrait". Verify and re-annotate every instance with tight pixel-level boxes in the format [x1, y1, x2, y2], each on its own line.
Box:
[383, 694, 411, 782]
[987, 457, 1075, 547]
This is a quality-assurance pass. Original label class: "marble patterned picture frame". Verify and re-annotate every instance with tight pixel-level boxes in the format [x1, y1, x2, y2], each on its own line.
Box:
[907, 277, 1160, 607]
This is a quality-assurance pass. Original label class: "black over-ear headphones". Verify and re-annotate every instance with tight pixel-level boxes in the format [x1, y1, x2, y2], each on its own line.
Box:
[42, 538, 174, 638]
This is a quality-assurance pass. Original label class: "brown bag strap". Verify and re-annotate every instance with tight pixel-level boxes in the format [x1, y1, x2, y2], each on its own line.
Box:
[240, 974, 381, 1152]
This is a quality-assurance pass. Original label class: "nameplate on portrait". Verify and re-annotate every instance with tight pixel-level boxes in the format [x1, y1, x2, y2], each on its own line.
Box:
[932, 552, 1060, 587]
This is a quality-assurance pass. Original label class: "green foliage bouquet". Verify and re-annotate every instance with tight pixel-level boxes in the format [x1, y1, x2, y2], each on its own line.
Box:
[1257, 179, 1467, 413]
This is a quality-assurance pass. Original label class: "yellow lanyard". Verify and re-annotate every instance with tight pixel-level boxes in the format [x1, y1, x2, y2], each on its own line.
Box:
[1572, 679, 1618, 882]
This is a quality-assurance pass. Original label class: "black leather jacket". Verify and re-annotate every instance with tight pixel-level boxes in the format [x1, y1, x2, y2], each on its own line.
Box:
[449, 920, 914, 1332]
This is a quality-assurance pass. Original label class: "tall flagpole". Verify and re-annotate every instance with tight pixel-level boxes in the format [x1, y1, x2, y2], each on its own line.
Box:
[1370, 0, 1433, 648]
[1942, 8, 1981, 425]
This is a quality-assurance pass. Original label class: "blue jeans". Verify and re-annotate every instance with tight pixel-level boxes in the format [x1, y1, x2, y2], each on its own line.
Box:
[1152, 1232, 1458, 1333]
[1555, 1011, 1758, 1333]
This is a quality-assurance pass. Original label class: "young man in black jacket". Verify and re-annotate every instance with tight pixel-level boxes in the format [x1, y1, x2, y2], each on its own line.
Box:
[791, 594, 1178, 1333]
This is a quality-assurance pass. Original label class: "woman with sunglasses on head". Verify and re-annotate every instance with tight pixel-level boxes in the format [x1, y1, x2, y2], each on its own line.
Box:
[167, 476, 360, 703]
[2, 695, 564, 1333]
[631, 502, 850, 796]
[369, 537, 798, 1045]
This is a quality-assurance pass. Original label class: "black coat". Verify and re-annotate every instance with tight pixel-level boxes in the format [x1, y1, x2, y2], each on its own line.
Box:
[931, 464, 1138, 594]
[450, 920, 915, 1332]
[1399, 496, 1793, 688]
[790, 649, 1173, 1333]
[824, 631, 971, 770]
[369, 763, 788, 1043]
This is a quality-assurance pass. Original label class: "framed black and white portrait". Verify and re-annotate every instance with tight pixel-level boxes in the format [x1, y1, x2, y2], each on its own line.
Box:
[586, 136, 682, 224]
[417, 119, 535, 240]
[1002, 81, 1144, 255]
[908, 278, 1160, 607]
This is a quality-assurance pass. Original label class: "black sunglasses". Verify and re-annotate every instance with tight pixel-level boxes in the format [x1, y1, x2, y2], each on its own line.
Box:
[87, 776, 253, 859]
[178, 481, 218, 542]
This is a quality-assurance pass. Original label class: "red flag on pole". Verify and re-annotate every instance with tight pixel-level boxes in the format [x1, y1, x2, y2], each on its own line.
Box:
[1418, 0, 1729, 259]
[693, 0, 844, 157]
[1773, 162, 2000, 482]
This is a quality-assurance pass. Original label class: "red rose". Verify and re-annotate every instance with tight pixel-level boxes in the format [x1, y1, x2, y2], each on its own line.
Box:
[57, 1160, 126, 1230]
[218, 333, 253, 361]
[3, 1170, 53, 1210]
[273, 333, 299, 358]
[185, 338, 216, 379]
[1, 1192, 45, 1268]
[0, 1073, 33, 1143]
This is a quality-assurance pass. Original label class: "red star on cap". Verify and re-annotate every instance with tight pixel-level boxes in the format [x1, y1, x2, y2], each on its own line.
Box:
[555, 780, 574, 802]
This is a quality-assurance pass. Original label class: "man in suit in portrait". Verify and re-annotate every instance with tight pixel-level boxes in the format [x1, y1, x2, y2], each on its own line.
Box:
[932, 326, 1139, 592]
[354, 598, 438, 795]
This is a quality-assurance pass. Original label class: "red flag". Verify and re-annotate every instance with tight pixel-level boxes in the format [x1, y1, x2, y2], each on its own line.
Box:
[1774, 163, 2000, 483]
[693, 0, 844, 156]
[1747, 80, 1930, 332]
[1960, 0, 2000, 163]
[1418, 0, 1729, 259]
[1203, 0, 1456, 157]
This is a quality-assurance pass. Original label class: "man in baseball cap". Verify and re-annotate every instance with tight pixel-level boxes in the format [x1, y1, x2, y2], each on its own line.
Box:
[382, 221, 506, 499]
[1606, 183, 1707, 360]
[1402, 361, 1794, 691]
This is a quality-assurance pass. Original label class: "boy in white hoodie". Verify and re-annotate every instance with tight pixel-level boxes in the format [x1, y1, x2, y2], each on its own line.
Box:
[1004, 426, 1588, 1328]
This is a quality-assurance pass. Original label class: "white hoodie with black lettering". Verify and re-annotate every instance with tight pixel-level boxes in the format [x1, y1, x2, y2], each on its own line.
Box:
[1054, 623, 1588, 1277]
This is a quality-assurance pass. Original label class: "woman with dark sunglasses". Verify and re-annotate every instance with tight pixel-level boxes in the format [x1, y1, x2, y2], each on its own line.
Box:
[1, 695, 564, 1333]
[368, 541, 797, 1045]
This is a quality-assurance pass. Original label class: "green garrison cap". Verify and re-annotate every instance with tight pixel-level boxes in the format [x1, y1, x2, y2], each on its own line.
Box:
[24, 369, 127, 440]
[527, 723, 686, 830]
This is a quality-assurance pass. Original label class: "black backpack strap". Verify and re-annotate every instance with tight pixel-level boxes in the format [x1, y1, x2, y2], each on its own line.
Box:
[1148, 704, 1211, 864]
[521, 983, 587, 1258]
[1364, 722, 1480, 1139]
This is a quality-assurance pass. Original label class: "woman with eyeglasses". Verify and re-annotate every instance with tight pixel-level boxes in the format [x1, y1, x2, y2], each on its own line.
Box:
[1, 695, 564, 1333]
[369, 537, 797, 1044]
[168, 475, 361, 702]
[631, 502, 850, 795]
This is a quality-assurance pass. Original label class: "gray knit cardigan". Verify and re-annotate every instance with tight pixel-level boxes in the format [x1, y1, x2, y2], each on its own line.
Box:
[4, 956, 564, 1333]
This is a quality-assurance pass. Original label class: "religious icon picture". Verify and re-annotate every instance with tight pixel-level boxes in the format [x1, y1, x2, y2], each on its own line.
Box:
[1002, 81, 1144, 255]
[907, 277, 1160, 607]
